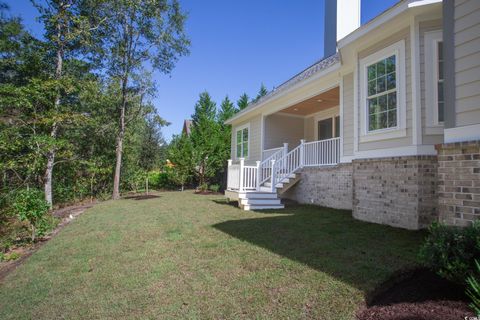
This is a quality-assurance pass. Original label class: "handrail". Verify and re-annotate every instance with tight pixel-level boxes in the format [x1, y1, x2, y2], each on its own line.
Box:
[271, 142, 303, 191]
[259, 144, 287, 185]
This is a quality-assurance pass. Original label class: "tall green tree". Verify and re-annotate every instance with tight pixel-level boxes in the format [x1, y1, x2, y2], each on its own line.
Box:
[237, 93, 249, 111]
[33, 0, 97, 206]
[93, 0, 190, 199]
[217, 95, 237, 124]
[168, 133, 194, 191]
[190, 92, 223, 186]
[252, 83, 268, 103]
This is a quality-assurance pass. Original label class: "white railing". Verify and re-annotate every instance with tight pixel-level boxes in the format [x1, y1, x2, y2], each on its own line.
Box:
[259, 143, 287, 185]
[304, 137, 340, 166]
[227, 137, 341, 192]
[270, 142, 303, 191]
[262, 146, 283, 160]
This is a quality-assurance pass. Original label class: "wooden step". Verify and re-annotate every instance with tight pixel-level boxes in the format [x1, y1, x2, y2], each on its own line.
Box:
[243, 204, 285, 211]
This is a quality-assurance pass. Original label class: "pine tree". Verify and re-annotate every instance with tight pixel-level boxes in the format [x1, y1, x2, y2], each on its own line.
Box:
[218, 95, 237, 124]
[252, 83, 268, 103]
[237, 93, 250, 111]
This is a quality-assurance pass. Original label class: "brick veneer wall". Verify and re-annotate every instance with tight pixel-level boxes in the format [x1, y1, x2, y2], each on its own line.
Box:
[352, 156, 438, 230]
[282, 164, 353, 210]
[436, 140, 480, 226]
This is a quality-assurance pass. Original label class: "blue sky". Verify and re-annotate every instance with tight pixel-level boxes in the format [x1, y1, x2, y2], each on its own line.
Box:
[5, 0, 399, 141]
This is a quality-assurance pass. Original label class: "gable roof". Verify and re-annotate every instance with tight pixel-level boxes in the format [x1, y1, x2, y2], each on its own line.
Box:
[225, 53, 340, 124]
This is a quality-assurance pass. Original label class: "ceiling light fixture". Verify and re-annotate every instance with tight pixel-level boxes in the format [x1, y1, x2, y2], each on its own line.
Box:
[294, 108, 299, 111]
[317, 99, 323, 103]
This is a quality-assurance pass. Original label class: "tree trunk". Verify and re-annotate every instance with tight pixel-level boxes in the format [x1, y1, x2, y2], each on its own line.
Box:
[112, 76, 128, 200]
[44, 12, 64, 207]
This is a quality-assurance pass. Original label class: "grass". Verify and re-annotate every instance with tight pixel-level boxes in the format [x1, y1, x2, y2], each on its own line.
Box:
[0, 192, 425, 319]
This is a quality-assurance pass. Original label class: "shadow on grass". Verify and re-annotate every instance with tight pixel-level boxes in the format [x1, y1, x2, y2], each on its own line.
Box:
[212, 199, 239, 208]
[213, 205, 425, 293]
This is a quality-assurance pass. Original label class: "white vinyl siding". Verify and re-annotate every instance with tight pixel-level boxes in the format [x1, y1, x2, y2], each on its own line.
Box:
[230, 114, 262, 163]
[342, 73, 354, 156]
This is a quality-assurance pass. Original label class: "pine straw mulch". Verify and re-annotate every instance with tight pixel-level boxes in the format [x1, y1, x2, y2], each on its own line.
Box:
[356, 268, 475, 320]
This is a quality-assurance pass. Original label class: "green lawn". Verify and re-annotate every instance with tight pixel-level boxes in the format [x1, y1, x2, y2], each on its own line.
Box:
[0, 192, 425, 319]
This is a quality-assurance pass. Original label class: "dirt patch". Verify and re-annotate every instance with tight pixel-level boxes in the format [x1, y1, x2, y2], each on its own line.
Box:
[123, 194, 160, 200]
[0, 202, 96, 282]
[357, 268, 474, 320]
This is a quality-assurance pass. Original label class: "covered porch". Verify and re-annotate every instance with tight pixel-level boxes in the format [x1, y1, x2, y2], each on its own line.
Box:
[227, 86, 341, 194]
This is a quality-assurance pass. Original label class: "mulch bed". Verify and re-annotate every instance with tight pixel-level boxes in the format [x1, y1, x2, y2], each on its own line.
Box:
[357, 268, 475, 320]
[0, 202, 96, 282]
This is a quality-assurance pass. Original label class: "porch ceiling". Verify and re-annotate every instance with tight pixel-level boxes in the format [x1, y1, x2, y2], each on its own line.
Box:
[280, 87, 339, 116]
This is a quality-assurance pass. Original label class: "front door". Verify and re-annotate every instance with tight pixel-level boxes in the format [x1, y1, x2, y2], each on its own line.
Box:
[317, 115, 340, 140]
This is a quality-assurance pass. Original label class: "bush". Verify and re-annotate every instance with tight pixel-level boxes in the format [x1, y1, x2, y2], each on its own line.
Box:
[419, 222, 480, 284]
[209, 184, 220, 193]
[12, 189, 50, 242]
[148, 170, 176, 190]
[198, 183, 208, 192]
[467, 260, 480, 316]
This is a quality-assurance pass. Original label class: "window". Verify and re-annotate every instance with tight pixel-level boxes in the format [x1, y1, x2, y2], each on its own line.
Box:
[425, 31, 444, 131]
[359, 39, 406, 142]
[437, 41, 444, 123]
[317, 115, 340, 140]
[236, 125, 249, 158]
[366, 55, 397, 131]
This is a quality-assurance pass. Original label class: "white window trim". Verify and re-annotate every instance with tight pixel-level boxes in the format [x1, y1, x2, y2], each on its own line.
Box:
[359, 40, 407, 143]
[424, 30, 444, 135]
[235, 123, 250, 160]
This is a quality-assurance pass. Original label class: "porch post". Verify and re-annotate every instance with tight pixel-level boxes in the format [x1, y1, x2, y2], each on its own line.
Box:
[239, 158, 244, 192]
[227, 159, 232, 190]
[270, 159, 276, 193]
[283, 143, 288, 171]
[300, 139, 305, 168]
[256, 161, 261, 191]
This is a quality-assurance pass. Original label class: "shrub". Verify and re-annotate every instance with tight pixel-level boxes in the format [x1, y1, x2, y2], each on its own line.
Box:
[198, 183, 208, 192]
[148, 170, 176, 190]
[467, 260, 480, 316]
[209, 184, 220, 193]
[4, 252, 20, 261]
[12, 189, 50, 242]
[419, 222, 480, 284]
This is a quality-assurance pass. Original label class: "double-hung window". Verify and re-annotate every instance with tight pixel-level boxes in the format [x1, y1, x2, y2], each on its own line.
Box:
[359, 39, 406, 141]
[236, 125, 249, 158]
[436, 41, 444, 123]
[367, 55, 397, 131]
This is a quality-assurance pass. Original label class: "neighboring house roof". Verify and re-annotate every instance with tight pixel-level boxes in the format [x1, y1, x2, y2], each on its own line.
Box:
[182, 119, 192, 135]
[225, 53, 340, 124]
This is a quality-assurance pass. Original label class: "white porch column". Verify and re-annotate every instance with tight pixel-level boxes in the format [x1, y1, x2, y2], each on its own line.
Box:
[227, 159, 232, 189]
[239, 158, 244, 192]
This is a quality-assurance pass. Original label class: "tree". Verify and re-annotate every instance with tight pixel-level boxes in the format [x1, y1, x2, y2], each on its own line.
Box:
[252, 83, 268, 103]
[33, 0, 97, 207]
[190, 92, 224, 186]
[93, 0, 190, 200]
[168, 133, 194, 191]
[237, 93, 249, 111]
[217, 95, 237, 124]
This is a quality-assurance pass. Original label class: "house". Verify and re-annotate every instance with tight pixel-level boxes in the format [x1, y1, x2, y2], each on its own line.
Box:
[224, 0, 480, 230]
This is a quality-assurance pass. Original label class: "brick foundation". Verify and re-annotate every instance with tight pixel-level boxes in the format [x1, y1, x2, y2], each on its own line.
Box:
[436, 140, 480, 227]
[352, 156, 438, 230]
[282, 164, 353, 210]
